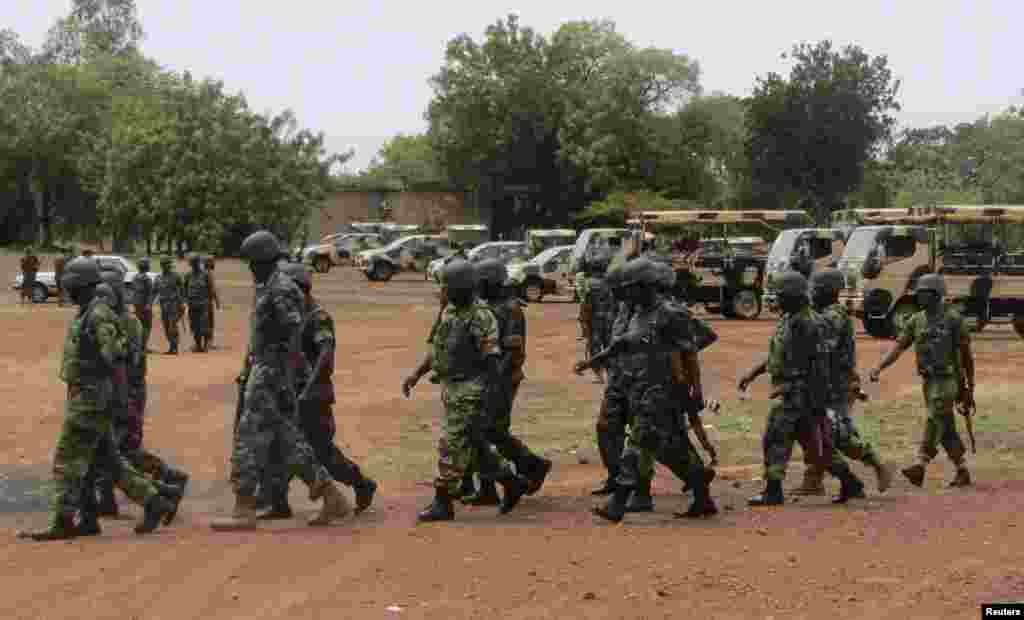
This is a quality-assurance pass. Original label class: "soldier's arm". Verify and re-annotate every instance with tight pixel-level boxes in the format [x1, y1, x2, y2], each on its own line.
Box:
[93, 305, 125, 366]
[301, 311, 335, 401]
[959, 323, 974, 389]
[209, 273, 221, 308]
[872, 326, 913, 377]
[501, 302, 527, 374]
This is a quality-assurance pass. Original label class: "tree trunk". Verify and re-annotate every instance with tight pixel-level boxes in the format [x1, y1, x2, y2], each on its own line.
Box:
[29, 159, 50, 247]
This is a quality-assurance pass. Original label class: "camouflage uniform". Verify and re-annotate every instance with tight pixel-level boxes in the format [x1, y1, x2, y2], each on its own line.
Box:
[230, 270, 331, 498]
[901, 308, 968, 467]
[584, 272, 615, 363]
[184, 266, 213, 338]
[205, 258, 219, 344]
[131, 270, 155, 351]
[594, 300, 635, 491]
[154, 263, 183, 352]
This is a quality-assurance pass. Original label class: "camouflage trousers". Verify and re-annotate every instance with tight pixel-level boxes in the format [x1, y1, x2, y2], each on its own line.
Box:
[436, 378, 513, 495]
[474, 374, 547, 477]
[263, 400, 368, 494]
[800, 400, 882, 470]
[917, 377, 966, 466]
[588, 319, 611, 363]
[134, 305, 153, 351]
[51, 386, 158, 522]
[97, 394, 174, 483]
[607, 380, 695, 489]
[188, 302, 211, 338]
[230, 364, 329, 497]
[763, 395, 851, 483]
[159, 303, 179, 346]
[596, 368, 633, 478]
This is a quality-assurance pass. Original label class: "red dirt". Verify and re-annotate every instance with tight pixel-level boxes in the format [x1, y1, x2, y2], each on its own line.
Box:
[1, 256, 1021, 619]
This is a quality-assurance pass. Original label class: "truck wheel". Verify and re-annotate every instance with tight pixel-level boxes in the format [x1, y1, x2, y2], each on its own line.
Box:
[731, 289, 762, 320]
[371, 262, 393, 282]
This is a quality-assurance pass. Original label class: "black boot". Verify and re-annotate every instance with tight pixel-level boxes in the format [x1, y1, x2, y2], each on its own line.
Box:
[152, 479, 185, 525]
[79, 486, 103, 536]
[463, 478, 501, 506]
[591, 476, 618, 495]
[97, 479, 118, 518]
[456, 472, 477, 500]
[625, 477, 654, 513]
[676, 470, 718, 518]
[257, 484, 292, 520]
[525, 457, 553, 496]
[748, 479, 784, 506]
[417, 487, 455, 522]
[161, 466, 189, 492]
[593, 486, 632, 523]
[353, 478, 378, 514]
[496, 472, 530, 514]
[833, 473, 866, 504]
[135, 494, 174, 534]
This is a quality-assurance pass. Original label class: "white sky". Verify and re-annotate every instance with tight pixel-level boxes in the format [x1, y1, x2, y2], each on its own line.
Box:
[10, 0, 1024, 171]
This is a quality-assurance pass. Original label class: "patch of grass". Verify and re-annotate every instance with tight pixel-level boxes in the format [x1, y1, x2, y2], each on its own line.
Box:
[715, 414, 754, 436]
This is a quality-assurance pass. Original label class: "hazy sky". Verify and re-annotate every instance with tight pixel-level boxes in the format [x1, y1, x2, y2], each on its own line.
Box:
[10, 1, 1024, 171]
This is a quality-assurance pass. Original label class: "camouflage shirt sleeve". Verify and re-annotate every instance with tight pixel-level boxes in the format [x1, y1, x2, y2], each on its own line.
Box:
[311, 306, 335, 349]
[471, 305, 500, 357]
[91, 302, 124, 366]
[271, 273, 304, 333]
[657, 302, 713, 354]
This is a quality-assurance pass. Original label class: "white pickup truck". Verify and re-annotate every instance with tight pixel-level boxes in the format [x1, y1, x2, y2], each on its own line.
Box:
[12, 255, 157, 304]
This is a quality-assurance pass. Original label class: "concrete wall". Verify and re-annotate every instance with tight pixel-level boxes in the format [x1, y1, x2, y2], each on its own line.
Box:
[306, 190, 484, 240]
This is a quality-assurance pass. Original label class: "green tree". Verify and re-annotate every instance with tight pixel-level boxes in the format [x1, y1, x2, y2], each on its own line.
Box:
[364, 133, 447, 189]
[745, 40, 901, 224]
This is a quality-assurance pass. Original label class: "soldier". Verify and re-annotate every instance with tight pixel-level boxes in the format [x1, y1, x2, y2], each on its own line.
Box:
[457, 259, 552, 506]
[204, 256, 221, 349]
[427, 245, 469, 345]
[581, 250, 616, 383]
[794, 269, 891, 496]
[16, 258, 176, 541]
[90, 268, 189, 522]
[401, 258, 531, 523]
[738, 272, 865, 506]
[183, 254, 214, 352]
[868, 273, 975, 488]
[132, 257, 155, 352]
[20, 247, 40, 304]
[211, 231, 350, 531]
[575, 257, 718, 522]
[153, 257, 184, 354]
[257, 262, 378, 519]
[54, 249, 70, 306]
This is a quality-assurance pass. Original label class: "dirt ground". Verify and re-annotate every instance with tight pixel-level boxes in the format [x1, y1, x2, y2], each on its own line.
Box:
[1, 253, 1022, 619]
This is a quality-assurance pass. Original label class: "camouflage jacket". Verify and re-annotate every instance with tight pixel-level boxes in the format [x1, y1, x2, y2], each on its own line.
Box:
[430, 299, 499, 383]
[617, 298, 717, 386]
[132, 272, 154, 308]
[246, 269, 306, 379]
[118, 312, 147, 400]
[767, 305, 828, 408]
[154, 271, 183, 308]
[488, 296, 526, 380]
[817, 303, 857, 398]
[60, 297, 122, 400]
[901, 306, 966, 380]
[295, 299, 336, 403]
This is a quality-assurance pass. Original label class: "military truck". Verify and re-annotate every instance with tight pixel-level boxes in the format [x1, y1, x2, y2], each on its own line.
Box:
[834, 205, 1024, 338]
[629, 210, 812, 319]
[525, 229, 578, 257]
[355, 234, 453, 281]
[761, 228, 848, 313]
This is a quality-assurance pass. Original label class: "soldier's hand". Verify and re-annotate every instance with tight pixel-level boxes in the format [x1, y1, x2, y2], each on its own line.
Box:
[401, 375, 417, 398]
[708, 453, 719, 468]
[573, 360, 589, 375]
[737, 375, 752, 392]
[868, 368, 881, 383]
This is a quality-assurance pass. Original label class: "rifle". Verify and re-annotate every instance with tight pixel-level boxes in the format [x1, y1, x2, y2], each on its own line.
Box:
[957, 378, 977, 453]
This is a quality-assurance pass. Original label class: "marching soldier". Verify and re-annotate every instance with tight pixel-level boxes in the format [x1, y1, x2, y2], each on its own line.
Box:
[868, 273, 975, 488]
[132, 258, 155, 352]
[153, 257, 184, 354]
[184, 254, 214, 352]
[204, 256, 221, 348]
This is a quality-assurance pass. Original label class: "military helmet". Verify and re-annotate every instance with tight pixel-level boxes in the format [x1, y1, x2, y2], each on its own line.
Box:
[914, 273, 946, 297]
[60, 257, 102, 292]
[475, 258, 508, 288]
[776, 271, 809, 298]
[280, 261, 312, 292]
[98, 268, 125, 301]
[95, 282, 117, 307]
[240, 230, 284, 263]
[619, 257, 660, 288]
[809, 268, 845, 296]
[442, 258, 477, 293]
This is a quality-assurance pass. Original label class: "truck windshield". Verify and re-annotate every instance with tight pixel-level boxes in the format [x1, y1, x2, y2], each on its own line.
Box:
[841, 228, 879, 261]
[767, 230, 800, 265]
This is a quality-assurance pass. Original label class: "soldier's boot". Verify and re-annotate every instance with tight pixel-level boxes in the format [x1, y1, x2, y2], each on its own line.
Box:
[210, 494, 261, 531]
[462, 479, 501, 506]
[496, 472, 530, 515]
[256, 486, 293, 521]
[17, 512, 80, 542]
[748, 479, 785, 506]
[874, 462, 893, 493]
[353, 478, 378, 514]
[168, 338, 178, 355]
[152, 478, 186, 526]
[79, 487, 102, 537]
[417, 487, 455, 523]
[949, 466, 972, 487]
[791, 466, 826, 496]
[524, 457, 552, 496]
[135, 494, 175, 534]
[677, 470, 718, 518]
[308, 481, 351, 526]
[625, 477, 654, 513]
[97, 479, 119, 517]
[593, 486, 631, 523]
[591, 464, 619, 496]
[456, 472, 476, 499]
[833, 473, 866, 504]
[901, 463, 926, 487]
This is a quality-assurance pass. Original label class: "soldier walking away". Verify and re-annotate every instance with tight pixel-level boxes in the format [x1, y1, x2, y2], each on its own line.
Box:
[256, 262, 378, 519]
[401, 258, 531, 523]
[204, 256, 221, 349]
[211, 231, 350, 531]
[738, 272, 866, 506]
[184, 254, 214, 352]
[575, 258, 718, 523]
[16, 258, 176, 541]
[794, 269, 892, 496]
[20, 247, 40, 304]
[580, 250, 615, 384]
[457, 259, 552, 506]
[154, 257, 184, 354]
[132, 257, 156, 352]
[868, 273, 975, 488]
[54, 249, 71, 306]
